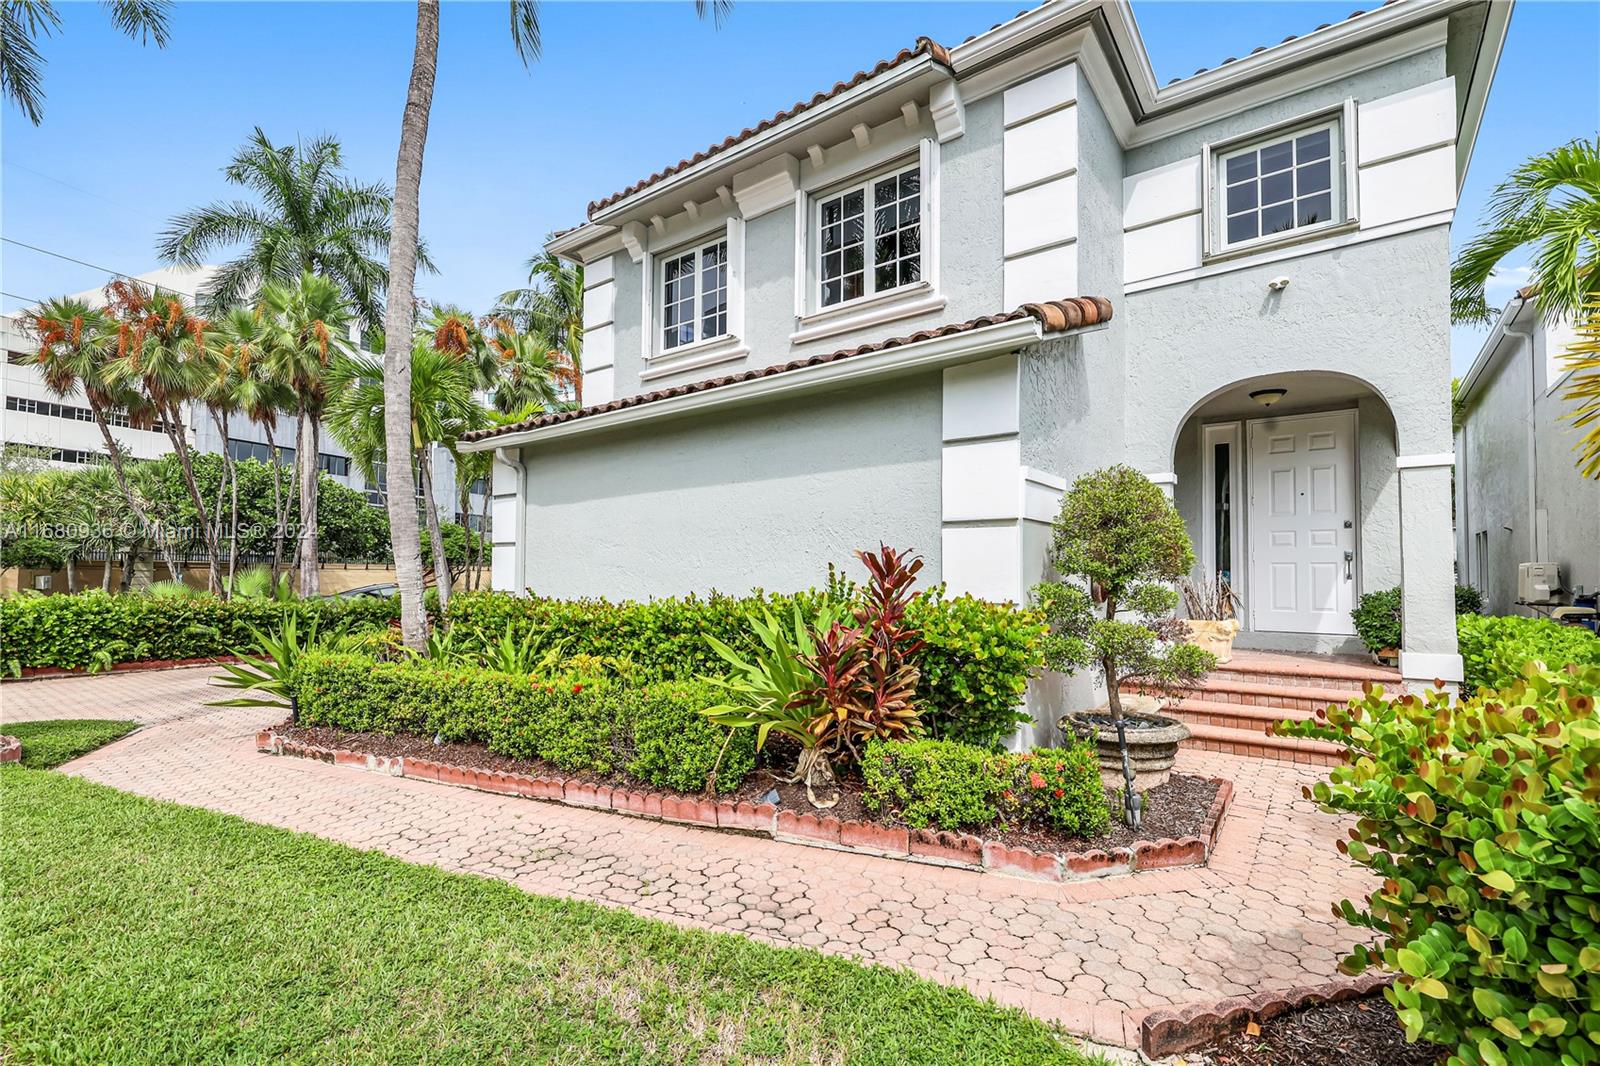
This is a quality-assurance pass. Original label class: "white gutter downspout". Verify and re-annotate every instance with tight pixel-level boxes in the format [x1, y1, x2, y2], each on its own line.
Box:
[1505, 317, 1537, 566]
[492, 446, 527, 594]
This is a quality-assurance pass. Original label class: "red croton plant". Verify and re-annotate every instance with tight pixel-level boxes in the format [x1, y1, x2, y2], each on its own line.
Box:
[703, 545, 928, 808]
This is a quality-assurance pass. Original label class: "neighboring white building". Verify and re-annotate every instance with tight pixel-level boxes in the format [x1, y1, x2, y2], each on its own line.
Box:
[1, 266, 486, 533]
[1454, 294, 1599, 615]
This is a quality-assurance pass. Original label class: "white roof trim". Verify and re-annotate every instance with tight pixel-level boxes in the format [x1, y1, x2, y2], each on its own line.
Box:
[1456, 295, 1536, 409]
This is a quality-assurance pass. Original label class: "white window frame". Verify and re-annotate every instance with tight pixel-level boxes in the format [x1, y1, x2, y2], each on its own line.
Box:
[1203, 101, 1359, 260]
[655, 236, 730, 354]
[811, 158, 926, 313]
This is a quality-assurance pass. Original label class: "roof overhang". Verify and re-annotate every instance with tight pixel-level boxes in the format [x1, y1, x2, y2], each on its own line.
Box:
[550, 0, 1509, 256]
[1456, 294, 1538, 410]
[461, 314, 1101, 452]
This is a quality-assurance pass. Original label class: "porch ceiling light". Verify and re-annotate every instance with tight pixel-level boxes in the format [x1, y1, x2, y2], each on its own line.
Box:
[1250, 387, 1288, 407]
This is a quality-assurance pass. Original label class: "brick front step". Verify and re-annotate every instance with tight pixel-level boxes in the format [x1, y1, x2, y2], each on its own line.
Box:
[256, 730, 1235, 884]
[1158, 698, 1320, 734]
[1182, 722, 1344, 766]
[1206, 652, 1398, 692]
[1166, 677, 1367, 711]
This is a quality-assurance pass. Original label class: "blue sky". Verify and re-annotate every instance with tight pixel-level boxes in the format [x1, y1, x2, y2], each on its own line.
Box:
[2, 1, 1596, 374]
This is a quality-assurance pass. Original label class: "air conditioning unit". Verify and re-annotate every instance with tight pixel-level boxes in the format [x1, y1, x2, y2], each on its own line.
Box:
[1518, 562, 1563, 606]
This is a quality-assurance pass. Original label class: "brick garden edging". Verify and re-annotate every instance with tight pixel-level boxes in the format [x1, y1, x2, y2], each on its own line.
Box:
[3, 657, 237, 683]
[0, 735, 20, 763]
[257, 729, 1234, 883]
[1139, 971, 1393, 1057]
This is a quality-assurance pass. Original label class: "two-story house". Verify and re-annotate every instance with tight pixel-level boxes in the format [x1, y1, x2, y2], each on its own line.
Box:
[461, 0, 1510, 742]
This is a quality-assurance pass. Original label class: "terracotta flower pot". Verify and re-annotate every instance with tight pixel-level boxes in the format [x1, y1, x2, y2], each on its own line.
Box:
[1062, 696, 1191, 793]
[1184, 618, 1240, 664]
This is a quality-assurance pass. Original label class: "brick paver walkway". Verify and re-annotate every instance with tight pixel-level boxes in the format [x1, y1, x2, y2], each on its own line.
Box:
[1, 667, 1370, 1048]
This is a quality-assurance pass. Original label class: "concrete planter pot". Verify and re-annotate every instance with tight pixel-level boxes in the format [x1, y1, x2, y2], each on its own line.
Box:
[1184, 619, 1240, 664]
[1063, 695, 1191, 793]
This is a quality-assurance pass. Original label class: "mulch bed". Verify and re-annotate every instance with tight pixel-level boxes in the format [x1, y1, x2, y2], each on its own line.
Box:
[1195, 995, 1446, 1066]
[273, 721, 1218, 856]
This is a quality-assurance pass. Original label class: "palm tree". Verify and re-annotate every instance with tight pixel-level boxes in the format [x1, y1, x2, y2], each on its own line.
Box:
[382, 0, 726, 647]
[102, 279, 223, 592]
[492, 251, 584, 403]
[214, 307, 297, 580]
[484, 321, 568, 415]
[1453, 138, 1600, 477]
[325, 338, 484, 609]
[260, 272, 354, 596]
[1, 1, 171, 124]
[159, 128, 425, 331]
[1559, 301, 1600, 478]
[18, 296, 187, 579]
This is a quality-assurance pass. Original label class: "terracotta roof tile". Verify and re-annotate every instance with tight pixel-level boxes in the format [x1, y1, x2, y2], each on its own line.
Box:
[463, 296, 1111, 443]
[586, 36, 952, 218]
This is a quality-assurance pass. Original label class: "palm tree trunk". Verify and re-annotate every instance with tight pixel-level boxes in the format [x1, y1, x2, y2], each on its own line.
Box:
[65, 556, 77, 594]
[266, 423, 287, 582]
[87, 398, 183, 581]
[161, 405, 222, 594]
[296, 410, 322, 597]
[210, 409, 234, 597]
[102, 553, 115, 592]
[476, 480, 491, 590]
[382, 0, 440, 651]
[418, 446, 450, 611]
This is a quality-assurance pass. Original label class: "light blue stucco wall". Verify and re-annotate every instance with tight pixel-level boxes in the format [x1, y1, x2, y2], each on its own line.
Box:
[516, 372, 944, 600]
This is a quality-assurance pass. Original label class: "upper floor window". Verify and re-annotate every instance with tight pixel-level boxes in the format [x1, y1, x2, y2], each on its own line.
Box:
[817, 164, 921, 309]
[659, 238, 728, 352]
[1215, 118, 1343, 252]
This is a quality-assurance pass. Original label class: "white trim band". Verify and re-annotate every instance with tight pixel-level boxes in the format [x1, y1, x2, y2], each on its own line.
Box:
[1395, 452, 1455, 470]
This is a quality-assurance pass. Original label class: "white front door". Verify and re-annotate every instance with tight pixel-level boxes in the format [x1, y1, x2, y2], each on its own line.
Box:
[1247, 410, 1357, 635]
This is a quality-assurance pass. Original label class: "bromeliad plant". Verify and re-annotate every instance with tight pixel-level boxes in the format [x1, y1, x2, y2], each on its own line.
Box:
[1277, 664, 1600, 1066]
[703, 546, 928, 807]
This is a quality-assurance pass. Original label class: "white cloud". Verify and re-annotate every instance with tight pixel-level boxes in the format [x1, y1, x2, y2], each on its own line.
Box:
[1485, 263, 1533, 295]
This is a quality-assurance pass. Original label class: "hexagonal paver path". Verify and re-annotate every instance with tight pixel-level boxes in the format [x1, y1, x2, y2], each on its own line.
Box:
[1, 667, 1371, 1048]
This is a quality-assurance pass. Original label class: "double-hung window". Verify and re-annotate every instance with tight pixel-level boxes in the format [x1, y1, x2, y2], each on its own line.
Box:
[1215, 117, 1344, 252]
[659, 238, 728, 352]
[817, 164, 921, 309]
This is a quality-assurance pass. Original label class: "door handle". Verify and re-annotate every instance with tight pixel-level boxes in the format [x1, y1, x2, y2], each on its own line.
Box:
[1344, 550, 1354, 581]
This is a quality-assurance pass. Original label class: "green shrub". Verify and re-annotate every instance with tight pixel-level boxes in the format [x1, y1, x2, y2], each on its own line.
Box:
[861, 737, 1108, 836]
[445, 588, 1043, 750]
[1006, 747, 1109, 836]
[0, 591, 399, 671]
[1277, 664, 1600, 1066]
[1352, 588, 1404, 652]
[290, 651, 754, 793]
[1458, 613, 1600, 696]
[909, 593, 1046, 748]
[1353, 585, 1490, 654]
[861, 738, 1002, 830]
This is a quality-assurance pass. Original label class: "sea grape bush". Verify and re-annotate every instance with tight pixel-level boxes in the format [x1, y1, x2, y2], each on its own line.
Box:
[1458, 613, 1600, 696]
[1277, 664, 1600, 1066]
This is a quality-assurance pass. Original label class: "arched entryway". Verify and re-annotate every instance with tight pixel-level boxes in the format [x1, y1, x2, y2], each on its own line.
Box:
[1168, 371, 1400, 655]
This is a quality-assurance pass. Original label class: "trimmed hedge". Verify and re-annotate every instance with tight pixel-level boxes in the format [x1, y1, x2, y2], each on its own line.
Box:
[1458, 613, 1600, 695]
[0, 591, 399, 672]
[290, 651, 756, 794]
[860, 737, 1109, 836]
[445, 589, 1046, 750]
[1352, 585, 1485, 654]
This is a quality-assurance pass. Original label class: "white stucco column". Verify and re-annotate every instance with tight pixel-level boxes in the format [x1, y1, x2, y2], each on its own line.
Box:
[489, 447, 526, 594]
[1396, 454, 1463, 691]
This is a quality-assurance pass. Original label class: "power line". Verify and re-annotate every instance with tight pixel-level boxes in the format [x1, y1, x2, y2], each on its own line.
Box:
[0, 237, 199, 299]
[2, 290, 45, 307]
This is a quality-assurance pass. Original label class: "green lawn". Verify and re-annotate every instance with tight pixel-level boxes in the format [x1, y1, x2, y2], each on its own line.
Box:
[1, 722, 1104, 1065]
[4, 718, 138, 769]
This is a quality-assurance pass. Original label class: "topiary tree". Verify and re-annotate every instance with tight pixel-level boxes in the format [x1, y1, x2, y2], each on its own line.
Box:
[1031, 466, 1214, 823]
